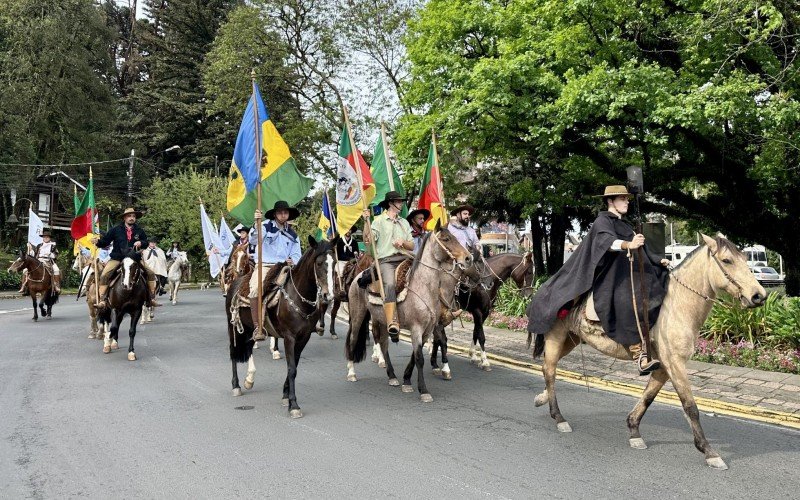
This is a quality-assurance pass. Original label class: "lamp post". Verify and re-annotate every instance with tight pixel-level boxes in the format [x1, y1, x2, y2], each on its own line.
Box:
[5, 197, 34, 249]
[127, 145, 181, 204]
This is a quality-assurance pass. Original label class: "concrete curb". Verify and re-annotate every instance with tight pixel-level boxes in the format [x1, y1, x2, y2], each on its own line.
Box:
[0, 283, 212, 300]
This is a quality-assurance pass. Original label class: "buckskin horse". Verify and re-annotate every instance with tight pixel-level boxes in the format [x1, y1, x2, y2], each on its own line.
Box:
[225, 236, 337, 418]
[430, 251, 535, 374]
[8, 247, 59, 321]
[529, 234, 766, 470]
[345, 222, 471, 402]
[98, 253, 150, 361]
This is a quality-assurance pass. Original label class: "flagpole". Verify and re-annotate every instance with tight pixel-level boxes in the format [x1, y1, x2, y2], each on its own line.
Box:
[342, 106, 386, 303]
[74, 185, 82, 276]
[90, 167, 100, 307]
[251, 69, 264, 339]
[380, 122, 396, 193]
[328, 188, 344, 293]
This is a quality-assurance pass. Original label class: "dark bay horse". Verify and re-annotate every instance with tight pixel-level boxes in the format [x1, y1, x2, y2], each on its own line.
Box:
[98, 254, 149, 361]
[316, 253, 374, 339]
[225, 236, 337, 418]
[430, 252, 535, 373]
[8, 248, 59, 321]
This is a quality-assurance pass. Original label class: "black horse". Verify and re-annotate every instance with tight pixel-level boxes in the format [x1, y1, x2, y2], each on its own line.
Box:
[98, 252, 149, 361]
[226, 236, 337, 418]
[316, 253, 373, 339]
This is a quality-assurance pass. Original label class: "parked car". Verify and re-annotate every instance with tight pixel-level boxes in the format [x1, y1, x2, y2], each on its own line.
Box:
[751, 266, 784, 286]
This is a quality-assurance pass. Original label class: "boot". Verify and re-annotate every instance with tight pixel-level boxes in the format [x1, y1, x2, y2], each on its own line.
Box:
[19, 276, 29, 295]
[52, 275, 61, 294]
[384, 302, 400, 343]
[630, 342, 661, 375]
[250, 298, 267, 341]
[147, 282, 162, 307]
[440, 307, 463, 325]
[95, 284, 109, 309]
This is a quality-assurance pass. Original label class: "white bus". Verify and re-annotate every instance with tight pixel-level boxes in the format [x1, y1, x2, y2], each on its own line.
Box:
[743, 245, 768, 268]
[665, 244, 698, 267]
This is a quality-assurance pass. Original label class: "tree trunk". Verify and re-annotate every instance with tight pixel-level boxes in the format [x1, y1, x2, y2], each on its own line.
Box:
[530, 215, 547, 276]
[546, 213, 568, 274]
[783, 250, 800, 297]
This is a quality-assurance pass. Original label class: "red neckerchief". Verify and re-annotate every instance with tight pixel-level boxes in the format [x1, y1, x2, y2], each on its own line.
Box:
[125, 225, 133, 242]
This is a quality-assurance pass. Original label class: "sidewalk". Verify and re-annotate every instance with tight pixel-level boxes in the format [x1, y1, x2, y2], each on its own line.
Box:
[435, 319, 800, 426]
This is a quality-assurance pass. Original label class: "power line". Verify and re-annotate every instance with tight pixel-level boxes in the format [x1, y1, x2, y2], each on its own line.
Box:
[0, 157, 130, 167]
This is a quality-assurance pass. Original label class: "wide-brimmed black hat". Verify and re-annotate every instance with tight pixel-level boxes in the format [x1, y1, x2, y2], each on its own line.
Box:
[450, 204, 475, 216]
[121, 207, 143, 219]
[234, 224, 248, 234]
[41, 230, 52, 237]
[378, 190, 406, 209]
[149, 236, 160, 243]
[406, 208, 430, 226]
[264, 200, 299, 221]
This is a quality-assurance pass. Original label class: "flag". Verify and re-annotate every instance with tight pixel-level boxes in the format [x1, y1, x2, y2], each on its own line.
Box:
[315, 191, 337, 241]
[418, 136, 448, 230]
[200, 204, 226, 278]
[218, 215, 236, 259]
[227, 82, 313, 226]
[73, 186, 81, 255]
[370, 128, 407, 217]
[28, 208, 44, 246]
[70, 172, 98, 256]
[335, 121, 376, 233]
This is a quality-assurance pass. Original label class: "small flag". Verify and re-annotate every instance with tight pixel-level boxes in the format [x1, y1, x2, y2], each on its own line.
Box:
[28, 208, 44, 246]
[218, 215, 236, 259]
[335, 120, 375, 233]
[315, 191, 338, 241]
[418, 132, 448, 230]
[200, 204, 226, 278]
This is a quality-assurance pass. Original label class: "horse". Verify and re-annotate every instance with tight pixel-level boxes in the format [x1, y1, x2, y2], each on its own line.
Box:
[345, 222, 472, 402]
[76, 260, 106, 339]
[98, 253, 150, 361]
[316, 253, 374, 339]
[430, 251, 535, 373]
[7, 248, 59, 321]
[225, 236, 337, 418]
[166, 251, 189, 305]
[529, 234, 766, 470]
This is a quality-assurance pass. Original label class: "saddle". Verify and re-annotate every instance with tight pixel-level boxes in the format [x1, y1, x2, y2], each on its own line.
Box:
[366, 258, 412, 305]
[236, 263, 291, 309]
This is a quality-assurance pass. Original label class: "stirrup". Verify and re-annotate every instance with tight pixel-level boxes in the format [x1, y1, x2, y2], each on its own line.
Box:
[637, 353, 661, 375]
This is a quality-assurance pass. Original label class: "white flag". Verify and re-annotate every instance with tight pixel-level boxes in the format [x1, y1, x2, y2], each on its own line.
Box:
[28, 208, 44, 246]
[200, 204, 225, 278]
[218, 216, 236, 259]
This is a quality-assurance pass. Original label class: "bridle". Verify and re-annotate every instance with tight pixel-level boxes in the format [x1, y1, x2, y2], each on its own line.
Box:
[668, 247, 745, 306]
[277, 249, 332, 319]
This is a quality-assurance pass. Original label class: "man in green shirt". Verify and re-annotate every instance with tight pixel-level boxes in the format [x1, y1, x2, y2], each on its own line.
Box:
[363, 190, 414, 340]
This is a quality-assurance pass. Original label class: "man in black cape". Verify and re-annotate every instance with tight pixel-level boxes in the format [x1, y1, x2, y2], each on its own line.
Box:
[526, 185, 669, 374]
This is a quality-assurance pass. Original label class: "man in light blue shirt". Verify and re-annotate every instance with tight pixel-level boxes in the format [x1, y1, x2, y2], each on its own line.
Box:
[448, 204, 481, 254]
[248, 200, 302, 339]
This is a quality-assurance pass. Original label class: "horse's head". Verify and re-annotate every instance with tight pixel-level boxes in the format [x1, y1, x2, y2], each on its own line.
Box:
[429, 220, 472, 270]
[511, 252, 536, 298]
[232, 244, 251, 275]
[7, 247, 30, 273]
[306, 235, 337, 305]
[701, 234, 766, 308]
[121, 256, 141, 290]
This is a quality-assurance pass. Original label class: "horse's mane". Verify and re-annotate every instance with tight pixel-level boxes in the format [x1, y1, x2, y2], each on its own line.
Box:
[673, 235, 742, 270]
[407, 230, 434, 283]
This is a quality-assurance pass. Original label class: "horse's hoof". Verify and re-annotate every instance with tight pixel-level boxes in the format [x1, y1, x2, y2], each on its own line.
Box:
[33, 318, 37, 322]
[88, 334, 95, 339]
[442, 370, 452, 380]
[253, 343, 259, 349]
[534, 392, 548, 407]
[316, 326, 324, 335]
[281, 398, 289, 407]
[46, 316, 51, 320]
[401, 385, 414, 393]
[371, 354, 379, 363]
[289, 409, 303, 419]
[271, 351, 281, 360]
[111, 341, 119, 350]
[557, 422, 572, 433]
[432, 368, 442, 376]
[378, 361, 386, 368]
[706, 456, 728, 470]
[102, 345, 111, 354]
[127, 352, 137, 361]
[388, 378, 400, 386]
[480, 363, 492, 372]
[420, 393, 433, 403]
[331, 334, 338, 340]
[243, 379, 254, 390]
[347, 374, 357, 382]
[629, 437, 647, 450]
[232, 388, 242, 397]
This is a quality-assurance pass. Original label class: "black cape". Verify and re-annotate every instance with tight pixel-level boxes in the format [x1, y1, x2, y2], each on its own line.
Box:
[526, 211, 668, 346]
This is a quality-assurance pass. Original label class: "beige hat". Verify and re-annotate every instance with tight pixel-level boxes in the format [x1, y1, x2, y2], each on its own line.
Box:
[597, 185, 633, 198]
[121, 207, 143, 218]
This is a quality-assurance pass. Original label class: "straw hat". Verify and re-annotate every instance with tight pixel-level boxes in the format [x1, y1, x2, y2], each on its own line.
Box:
[597, 185, 633, 198]
[121, 207, 143, 218]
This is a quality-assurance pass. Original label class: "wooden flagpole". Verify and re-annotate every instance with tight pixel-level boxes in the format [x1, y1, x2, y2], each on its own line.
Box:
[252, 69, 264, 338]
[90, 167, 100, 306]
[380, 122, 396, 193]
[199, 197, 226, 291]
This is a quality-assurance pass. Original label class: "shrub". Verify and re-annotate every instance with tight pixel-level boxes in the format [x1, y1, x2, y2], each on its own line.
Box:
[701, 293, 800, 350]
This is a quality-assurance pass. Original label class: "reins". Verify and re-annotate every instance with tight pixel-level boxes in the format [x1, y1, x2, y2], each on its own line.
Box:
[667, 248, 743, 308]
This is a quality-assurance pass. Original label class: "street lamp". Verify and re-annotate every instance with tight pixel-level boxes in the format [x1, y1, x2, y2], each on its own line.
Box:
[6, 197, 34, 225]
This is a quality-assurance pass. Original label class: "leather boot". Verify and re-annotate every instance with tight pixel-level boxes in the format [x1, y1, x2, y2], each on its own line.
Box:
[384, 302, 400, 343]
[440, 306, 463, 326]
[19, 275, 29, 295]
[53, 275, 61, 294]
[95, 284, 109, 309]
[630, 343, 661, 375]
[250, 298, 267, 341]
[147, 281, 162, 307]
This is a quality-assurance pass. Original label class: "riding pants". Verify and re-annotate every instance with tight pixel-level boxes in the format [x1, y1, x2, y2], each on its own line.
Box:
[248, 263, 275, 299]
[98, 259, 157, 287]
[378, 254, 407, 302]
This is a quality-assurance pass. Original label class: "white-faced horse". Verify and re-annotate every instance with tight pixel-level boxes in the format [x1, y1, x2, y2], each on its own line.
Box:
[167, 251, 189, 305]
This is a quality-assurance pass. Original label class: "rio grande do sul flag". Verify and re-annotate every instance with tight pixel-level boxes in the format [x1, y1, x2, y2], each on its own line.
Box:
[418, 133, 448, 230]
[226, 81, 312, 226]
[370, 126, 407, 217]
[70, 171, 98, 256]
[335, 121, 375, 233]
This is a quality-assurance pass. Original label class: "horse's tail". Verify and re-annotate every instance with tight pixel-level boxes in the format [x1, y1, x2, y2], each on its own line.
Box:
[531, 333, 545, 358]
[46, 290, 60, 306]
[345, 301, 369, 363]
[226, 278, 254, 363]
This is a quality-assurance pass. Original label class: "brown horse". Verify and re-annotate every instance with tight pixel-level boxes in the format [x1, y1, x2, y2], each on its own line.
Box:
[76, 259, 106, 339]
[7, 248, 59, 321]
[529, 234, 766, 470]
[316, 253, 374, 339]
[345, 223, 472, 401]
[98, 254, 150, 361]
[225, 236, 337, 418]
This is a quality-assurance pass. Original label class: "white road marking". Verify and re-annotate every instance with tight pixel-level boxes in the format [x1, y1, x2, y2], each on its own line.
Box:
[0, 308, 33, 315]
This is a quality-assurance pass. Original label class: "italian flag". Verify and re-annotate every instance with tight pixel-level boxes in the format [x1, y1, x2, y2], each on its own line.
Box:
[70, 173, 98, 256]
[335, 121, 376, 233]
[418, 133, 448, 230]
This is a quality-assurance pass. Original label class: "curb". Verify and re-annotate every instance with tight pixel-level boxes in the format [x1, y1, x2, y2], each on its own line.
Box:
[0, 283, 212, 300]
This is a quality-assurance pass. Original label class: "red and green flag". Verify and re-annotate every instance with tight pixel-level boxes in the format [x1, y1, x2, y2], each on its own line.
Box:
[370, 125, 407, 217]
[70, 169, 98, 256]
[418, 131, 448, 230]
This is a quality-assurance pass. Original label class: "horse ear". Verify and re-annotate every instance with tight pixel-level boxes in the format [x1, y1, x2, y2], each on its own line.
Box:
[434, 219, 442, 232]
[308, 235, 317, 248]
[700, 233, 718, 253]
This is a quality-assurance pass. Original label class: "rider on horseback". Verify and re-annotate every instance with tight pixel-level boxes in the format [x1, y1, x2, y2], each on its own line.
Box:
[406, 208, 430, 255]
[144, 237, 168, 295]
[19, 231, 61, 295]
[92, 207, 161, 310]
[362, 190, 414, 341]
[447, 204, 482, 255]
[249, 200, 302, 341]
[526, 185, 670, 375]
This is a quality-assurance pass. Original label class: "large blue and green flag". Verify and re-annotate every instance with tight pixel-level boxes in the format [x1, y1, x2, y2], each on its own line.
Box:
[227, 82, 313, 226]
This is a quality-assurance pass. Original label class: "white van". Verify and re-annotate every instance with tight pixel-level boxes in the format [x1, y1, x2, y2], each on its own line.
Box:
[743, 245, 768, 268]
[665, 244, 699, 267]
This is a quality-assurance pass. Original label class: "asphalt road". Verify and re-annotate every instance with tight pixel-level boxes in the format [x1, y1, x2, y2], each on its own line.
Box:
[1, 291, 797, 499]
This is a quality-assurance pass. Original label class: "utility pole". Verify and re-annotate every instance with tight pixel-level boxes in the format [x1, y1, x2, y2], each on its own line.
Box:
[127, 149, 135, 205]
[215, 155, 219, 177]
